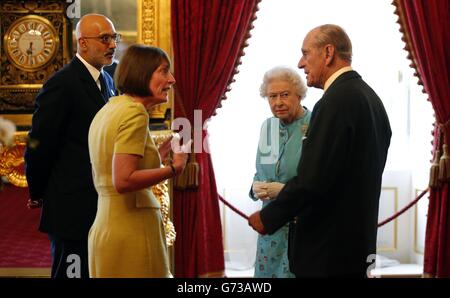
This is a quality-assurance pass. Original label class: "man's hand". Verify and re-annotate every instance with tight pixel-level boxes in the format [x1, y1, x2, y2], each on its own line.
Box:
[248, 211, 267, 235]
[27, 198, 42, 209]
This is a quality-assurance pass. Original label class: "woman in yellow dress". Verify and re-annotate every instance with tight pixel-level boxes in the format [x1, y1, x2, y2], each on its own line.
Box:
[88, 45, 188, 277]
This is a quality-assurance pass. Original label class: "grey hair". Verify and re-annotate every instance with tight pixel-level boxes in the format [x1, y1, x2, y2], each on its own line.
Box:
[314, 24, 352, 63]
[259, 66, 307, 99]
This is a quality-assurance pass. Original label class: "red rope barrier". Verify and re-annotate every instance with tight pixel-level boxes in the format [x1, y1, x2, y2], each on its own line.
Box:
[218, 188, 430, 227]
[377, 188, 429, 227]
[218, 195, 249, 220]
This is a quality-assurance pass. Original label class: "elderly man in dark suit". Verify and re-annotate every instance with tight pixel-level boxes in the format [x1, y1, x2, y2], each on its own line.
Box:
[25, 14, 118, 278]
[249, 24, 392, 278]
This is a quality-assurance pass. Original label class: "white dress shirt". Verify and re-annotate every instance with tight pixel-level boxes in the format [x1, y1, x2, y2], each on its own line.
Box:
[324, 66, 353, 92]
[76, 53, 103, 91]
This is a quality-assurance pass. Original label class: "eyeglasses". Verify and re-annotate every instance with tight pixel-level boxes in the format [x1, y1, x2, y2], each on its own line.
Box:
[81, 33, 121, 44]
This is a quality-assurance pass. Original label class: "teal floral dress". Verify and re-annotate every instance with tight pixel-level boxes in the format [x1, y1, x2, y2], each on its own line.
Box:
[250, 108, 311, 278]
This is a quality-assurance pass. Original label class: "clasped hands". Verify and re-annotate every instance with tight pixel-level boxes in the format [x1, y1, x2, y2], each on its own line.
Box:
[248, 181, 285, 235]
[252, 181, 284, 200]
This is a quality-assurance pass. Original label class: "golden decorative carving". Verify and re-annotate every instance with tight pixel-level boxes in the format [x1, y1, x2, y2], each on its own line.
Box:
[137, 0, 172, 121]
[151, 180, 176, 246]
[138, 0, 156, 45]
[150, 130, 176, 247]
[1, 1, 64, 13]
[0, 88, 39, 112]
[0, 131, 27, 187]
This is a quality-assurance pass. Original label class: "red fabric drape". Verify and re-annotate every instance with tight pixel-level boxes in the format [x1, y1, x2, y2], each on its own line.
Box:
[394, 0, 450, 277]
[171, 0, 260, 277]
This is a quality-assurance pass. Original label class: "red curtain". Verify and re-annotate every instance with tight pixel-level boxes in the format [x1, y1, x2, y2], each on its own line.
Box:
[393, 0, 450, 277]
[171, 0, 260, 277]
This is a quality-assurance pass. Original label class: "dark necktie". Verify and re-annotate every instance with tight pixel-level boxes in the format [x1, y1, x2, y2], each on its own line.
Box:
[98, 72, 109, 102]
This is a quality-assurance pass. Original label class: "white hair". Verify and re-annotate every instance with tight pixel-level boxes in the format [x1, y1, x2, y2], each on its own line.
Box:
[259, 66, 307, 99]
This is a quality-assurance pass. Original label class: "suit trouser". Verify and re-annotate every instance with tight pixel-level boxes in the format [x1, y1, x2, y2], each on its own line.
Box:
[48, 234, 89, 278]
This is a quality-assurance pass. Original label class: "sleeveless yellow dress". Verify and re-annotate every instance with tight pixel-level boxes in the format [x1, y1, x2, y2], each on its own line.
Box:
[88, 95, 171, 277]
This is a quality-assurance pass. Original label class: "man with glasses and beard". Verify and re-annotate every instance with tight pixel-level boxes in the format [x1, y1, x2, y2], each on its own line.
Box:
[25, 14, 118, 278]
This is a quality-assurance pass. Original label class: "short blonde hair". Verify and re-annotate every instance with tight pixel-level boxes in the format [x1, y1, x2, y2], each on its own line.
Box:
[259, 66, 307, 99]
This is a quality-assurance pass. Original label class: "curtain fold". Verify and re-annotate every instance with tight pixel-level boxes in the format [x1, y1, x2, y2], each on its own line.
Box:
[171, 0, 260, 277]
[393, 0, 450, 277]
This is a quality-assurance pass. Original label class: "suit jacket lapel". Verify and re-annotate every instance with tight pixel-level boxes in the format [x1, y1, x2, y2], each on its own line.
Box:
[71, 57, 106, 109]
[309, 71, 361, 134]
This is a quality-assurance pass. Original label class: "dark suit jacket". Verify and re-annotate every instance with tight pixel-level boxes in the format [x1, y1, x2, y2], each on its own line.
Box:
[260, 71, 392, 277]
[25, 57, 115, 241]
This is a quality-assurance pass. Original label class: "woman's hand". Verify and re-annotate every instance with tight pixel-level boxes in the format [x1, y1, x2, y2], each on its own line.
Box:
[252, 181, 285, 200]
[265, 182, 285, 198]
[172, 151, 189, 175]
[252, 181, 270, 201]
[158, 136, 173, 161]
[170, 137, 192, 174]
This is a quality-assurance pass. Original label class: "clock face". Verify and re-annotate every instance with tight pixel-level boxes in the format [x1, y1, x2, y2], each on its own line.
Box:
[4, 15, 59, 71]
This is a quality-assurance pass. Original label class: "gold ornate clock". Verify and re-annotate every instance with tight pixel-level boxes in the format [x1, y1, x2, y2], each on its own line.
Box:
[0, 0, 72, 115]
[4, 15, 60, 71]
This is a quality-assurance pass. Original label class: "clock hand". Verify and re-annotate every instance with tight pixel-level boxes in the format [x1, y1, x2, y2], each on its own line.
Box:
[27, 42, 33, 56]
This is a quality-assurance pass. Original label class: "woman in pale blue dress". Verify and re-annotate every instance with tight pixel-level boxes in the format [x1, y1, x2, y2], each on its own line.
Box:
[250, 66, 311, 278]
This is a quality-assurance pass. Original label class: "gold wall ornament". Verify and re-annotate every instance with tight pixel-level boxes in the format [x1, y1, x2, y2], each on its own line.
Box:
[137, 0, 172, 53]
[137, 0, 173, 122]
[0, 131, 28, 188]
[151, 130, 176, 247]
[151, 180, 176, 246]
[137, 0, 156, 45]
